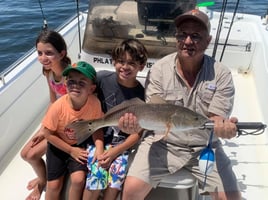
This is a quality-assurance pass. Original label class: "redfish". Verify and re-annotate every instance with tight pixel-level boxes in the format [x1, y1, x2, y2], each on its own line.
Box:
[66, 97, 209, 144]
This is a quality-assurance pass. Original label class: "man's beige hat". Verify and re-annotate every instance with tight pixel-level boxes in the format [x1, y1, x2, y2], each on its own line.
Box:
[175, 9, 211, 33]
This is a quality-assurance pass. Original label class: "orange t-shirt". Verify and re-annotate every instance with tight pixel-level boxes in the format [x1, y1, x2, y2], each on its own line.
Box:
[42, 94, 103, 145]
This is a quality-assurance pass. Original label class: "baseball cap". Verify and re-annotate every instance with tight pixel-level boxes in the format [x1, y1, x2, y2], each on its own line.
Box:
[175, 9, 211, 33]
[62, 61, 96, 83]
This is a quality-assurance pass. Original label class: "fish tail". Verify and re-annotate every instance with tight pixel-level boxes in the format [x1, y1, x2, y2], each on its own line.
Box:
[88, 121, 99, 134]
[66, 120, 98, 144]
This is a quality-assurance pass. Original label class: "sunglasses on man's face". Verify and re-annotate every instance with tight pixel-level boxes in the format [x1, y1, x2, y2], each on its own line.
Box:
[176, 32, 203, 43]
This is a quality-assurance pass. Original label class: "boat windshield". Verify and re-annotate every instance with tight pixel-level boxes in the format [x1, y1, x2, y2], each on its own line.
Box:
[82, 0, 196, 59]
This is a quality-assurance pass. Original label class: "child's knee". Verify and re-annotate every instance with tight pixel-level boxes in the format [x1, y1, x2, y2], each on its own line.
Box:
[70, 173, 86, 187]
[72, 178, 85, 187]
[20, 148, 28, 160]
[47, 180, 63, 192]
[22, 150, 39, 161]
[28, 150, 40, 160]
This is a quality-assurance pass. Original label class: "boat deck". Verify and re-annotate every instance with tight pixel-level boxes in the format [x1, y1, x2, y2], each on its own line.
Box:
[223, 71, 268, 199]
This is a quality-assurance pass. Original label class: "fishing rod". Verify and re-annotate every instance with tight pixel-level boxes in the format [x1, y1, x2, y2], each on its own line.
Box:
[219, 0, 241, 62]
[38, 0, 48, 30]
[201, 121, 267, 136]
[76, 0, 82, 58]
[196, 0, 226, 59]
[212, 0, 228, 59]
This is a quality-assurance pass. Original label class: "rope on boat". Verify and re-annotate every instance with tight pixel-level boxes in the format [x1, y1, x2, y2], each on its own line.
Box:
[237, 128, 266, 136]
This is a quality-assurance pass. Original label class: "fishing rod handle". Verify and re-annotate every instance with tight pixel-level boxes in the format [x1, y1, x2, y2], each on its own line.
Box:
[204, 122, 267, 130]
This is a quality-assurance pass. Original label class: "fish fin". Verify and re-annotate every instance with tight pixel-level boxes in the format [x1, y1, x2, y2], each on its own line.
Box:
[105, 97, 145, 116]
[149, 95, 167, 104]
[162, 122, 171, 140]
[153, 122, 171, 142]
[153, 134, 166, 142]
[66, 120, 95, 144]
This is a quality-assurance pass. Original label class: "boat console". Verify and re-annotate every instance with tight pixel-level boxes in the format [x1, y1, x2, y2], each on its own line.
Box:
[83, 0, 196, 59]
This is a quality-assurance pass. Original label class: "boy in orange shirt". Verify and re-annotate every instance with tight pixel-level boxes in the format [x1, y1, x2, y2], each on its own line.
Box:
[42, 61, 104, 200]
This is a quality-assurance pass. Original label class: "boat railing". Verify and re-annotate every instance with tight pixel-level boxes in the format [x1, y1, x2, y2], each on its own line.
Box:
[0, 47, 36, 87]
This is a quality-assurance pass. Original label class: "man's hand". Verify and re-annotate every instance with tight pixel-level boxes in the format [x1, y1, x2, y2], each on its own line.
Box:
[212, 116, 238, 139]
[118, 113, 142, 134]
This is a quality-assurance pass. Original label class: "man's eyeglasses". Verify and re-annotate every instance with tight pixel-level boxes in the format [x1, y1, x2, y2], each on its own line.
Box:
[176, 32, 203, 43]
[66, 79, 88, 88]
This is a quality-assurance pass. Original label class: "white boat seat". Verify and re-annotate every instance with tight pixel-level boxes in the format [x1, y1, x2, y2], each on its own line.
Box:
[158, 169, 197, 189]
[145, 169, 198, 200]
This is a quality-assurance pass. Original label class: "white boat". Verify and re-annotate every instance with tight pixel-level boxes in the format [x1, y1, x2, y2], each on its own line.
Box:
[1, 0, 268, 199]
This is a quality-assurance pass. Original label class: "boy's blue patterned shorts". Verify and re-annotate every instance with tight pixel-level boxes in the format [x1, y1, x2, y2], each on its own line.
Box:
[85, 145, 129, 190]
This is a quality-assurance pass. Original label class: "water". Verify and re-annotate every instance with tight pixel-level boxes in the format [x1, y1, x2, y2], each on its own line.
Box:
[0, 0, 267, 73]
[209, 0, 268, 16]
[0, 0, 88, 73]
